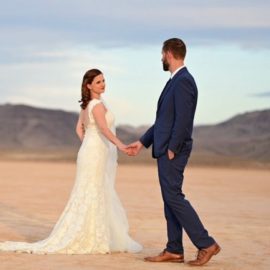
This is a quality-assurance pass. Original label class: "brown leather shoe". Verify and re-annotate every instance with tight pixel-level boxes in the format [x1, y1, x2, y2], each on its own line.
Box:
[188, 243, 221, 266]
[144, 250, 184, 263]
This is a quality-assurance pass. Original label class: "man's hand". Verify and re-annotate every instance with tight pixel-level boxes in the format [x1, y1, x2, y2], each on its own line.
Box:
[168, 149, 175, 160]
[127, 141, 143, 156]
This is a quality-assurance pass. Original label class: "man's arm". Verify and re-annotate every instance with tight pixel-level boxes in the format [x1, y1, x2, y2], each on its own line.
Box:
[127, 124, 154, 156]
[168, 78, 195, 154]
[140, 124, 154, 148]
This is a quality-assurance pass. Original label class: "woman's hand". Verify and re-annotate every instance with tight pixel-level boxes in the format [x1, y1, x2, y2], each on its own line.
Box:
[116, 142, 129, 154]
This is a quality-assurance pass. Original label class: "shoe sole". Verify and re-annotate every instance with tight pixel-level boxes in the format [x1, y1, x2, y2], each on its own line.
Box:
[144, 258, 184, 263]
[214, 246, 221, 255]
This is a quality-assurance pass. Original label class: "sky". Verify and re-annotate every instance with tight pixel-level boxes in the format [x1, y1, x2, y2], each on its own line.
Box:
[0, 0, 269, 126]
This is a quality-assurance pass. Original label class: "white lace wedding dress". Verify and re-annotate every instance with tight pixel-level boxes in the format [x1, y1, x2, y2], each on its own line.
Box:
[0, 98, 142, 254]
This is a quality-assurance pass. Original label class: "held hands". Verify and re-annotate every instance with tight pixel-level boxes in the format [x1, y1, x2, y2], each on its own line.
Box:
[117, 140, 174, 159]
[116, 140, 143, 156]
[117, 142, 130, 155]
[126, 141, 143, 156]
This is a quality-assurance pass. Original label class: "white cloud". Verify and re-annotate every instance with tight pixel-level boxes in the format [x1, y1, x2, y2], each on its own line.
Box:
[0, 1, 269, 126]
[0, 0, 269, 56]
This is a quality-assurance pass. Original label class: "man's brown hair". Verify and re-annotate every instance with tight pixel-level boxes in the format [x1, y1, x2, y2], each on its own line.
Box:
[162, 38, 186, 59]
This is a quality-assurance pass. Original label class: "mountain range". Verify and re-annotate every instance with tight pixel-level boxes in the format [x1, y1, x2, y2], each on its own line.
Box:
[0, 103, 269, 166]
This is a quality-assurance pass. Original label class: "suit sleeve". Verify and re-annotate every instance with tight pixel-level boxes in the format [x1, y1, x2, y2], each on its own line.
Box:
[140, 124, 154, 148]
[168, 78, 195, 154]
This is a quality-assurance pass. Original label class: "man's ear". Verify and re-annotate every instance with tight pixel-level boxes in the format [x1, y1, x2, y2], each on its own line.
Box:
[167, 51, 173, 59]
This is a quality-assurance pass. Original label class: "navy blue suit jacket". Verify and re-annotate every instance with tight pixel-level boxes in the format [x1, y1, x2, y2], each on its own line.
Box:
[140, 67, 198, 158]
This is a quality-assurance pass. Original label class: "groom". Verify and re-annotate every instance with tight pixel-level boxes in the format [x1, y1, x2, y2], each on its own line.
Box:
[128, 38, 220, 266]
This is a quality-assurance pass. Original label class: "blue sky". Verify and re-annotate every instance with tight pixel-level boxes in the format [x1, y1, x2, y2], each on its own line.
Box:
[0, 0, 269, 125]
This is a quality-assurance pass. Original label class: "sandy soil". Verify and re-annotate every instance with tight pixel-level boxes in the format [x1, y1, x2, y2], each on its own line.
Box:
[0, 161, 269, 270]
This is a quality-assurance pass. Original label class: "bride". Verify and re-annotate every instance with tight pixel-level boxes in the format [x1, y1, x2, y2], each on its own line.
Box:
[0, 69, 142, 254]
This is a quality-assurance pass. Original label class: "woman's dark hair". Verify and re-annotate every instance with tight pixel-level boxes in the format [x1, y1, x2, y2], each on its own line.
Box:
[162, 38, 186, 59]
[79, 69, 102, 109]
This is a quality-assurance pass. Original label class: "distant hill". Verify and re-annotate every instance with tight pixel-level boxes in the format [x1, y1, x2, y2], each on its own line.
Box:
[0, 104, 79, 150]
[193, 109, 270, 162]
[0, 103, 269, 166]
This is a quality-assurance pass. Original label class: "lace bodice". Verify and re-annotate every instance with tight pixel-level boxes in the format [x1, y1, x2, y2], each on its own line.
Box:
[82, 99, 115, 132]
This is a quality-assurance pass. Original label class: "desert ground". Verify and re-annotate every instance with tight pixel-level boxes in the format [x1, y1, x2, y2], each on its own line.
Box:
[0, 161, 269, 270]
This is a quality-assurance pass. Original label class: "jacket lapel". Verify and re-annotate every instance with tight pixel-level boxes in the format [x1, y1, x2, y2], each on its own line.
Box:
[157, 67, 187, 113]
[157, 78, 171, 109]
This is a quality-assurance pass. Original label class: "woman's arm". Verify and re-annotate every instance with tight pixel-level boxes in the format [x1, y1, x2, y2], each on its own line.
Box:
[92, 103, 128, 153]
[76, 110, 85, 142]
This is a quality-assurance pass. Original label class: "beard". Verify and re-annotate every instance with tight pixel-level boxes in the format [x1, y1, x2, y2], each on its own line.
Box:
[162, 59, 169, 71]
